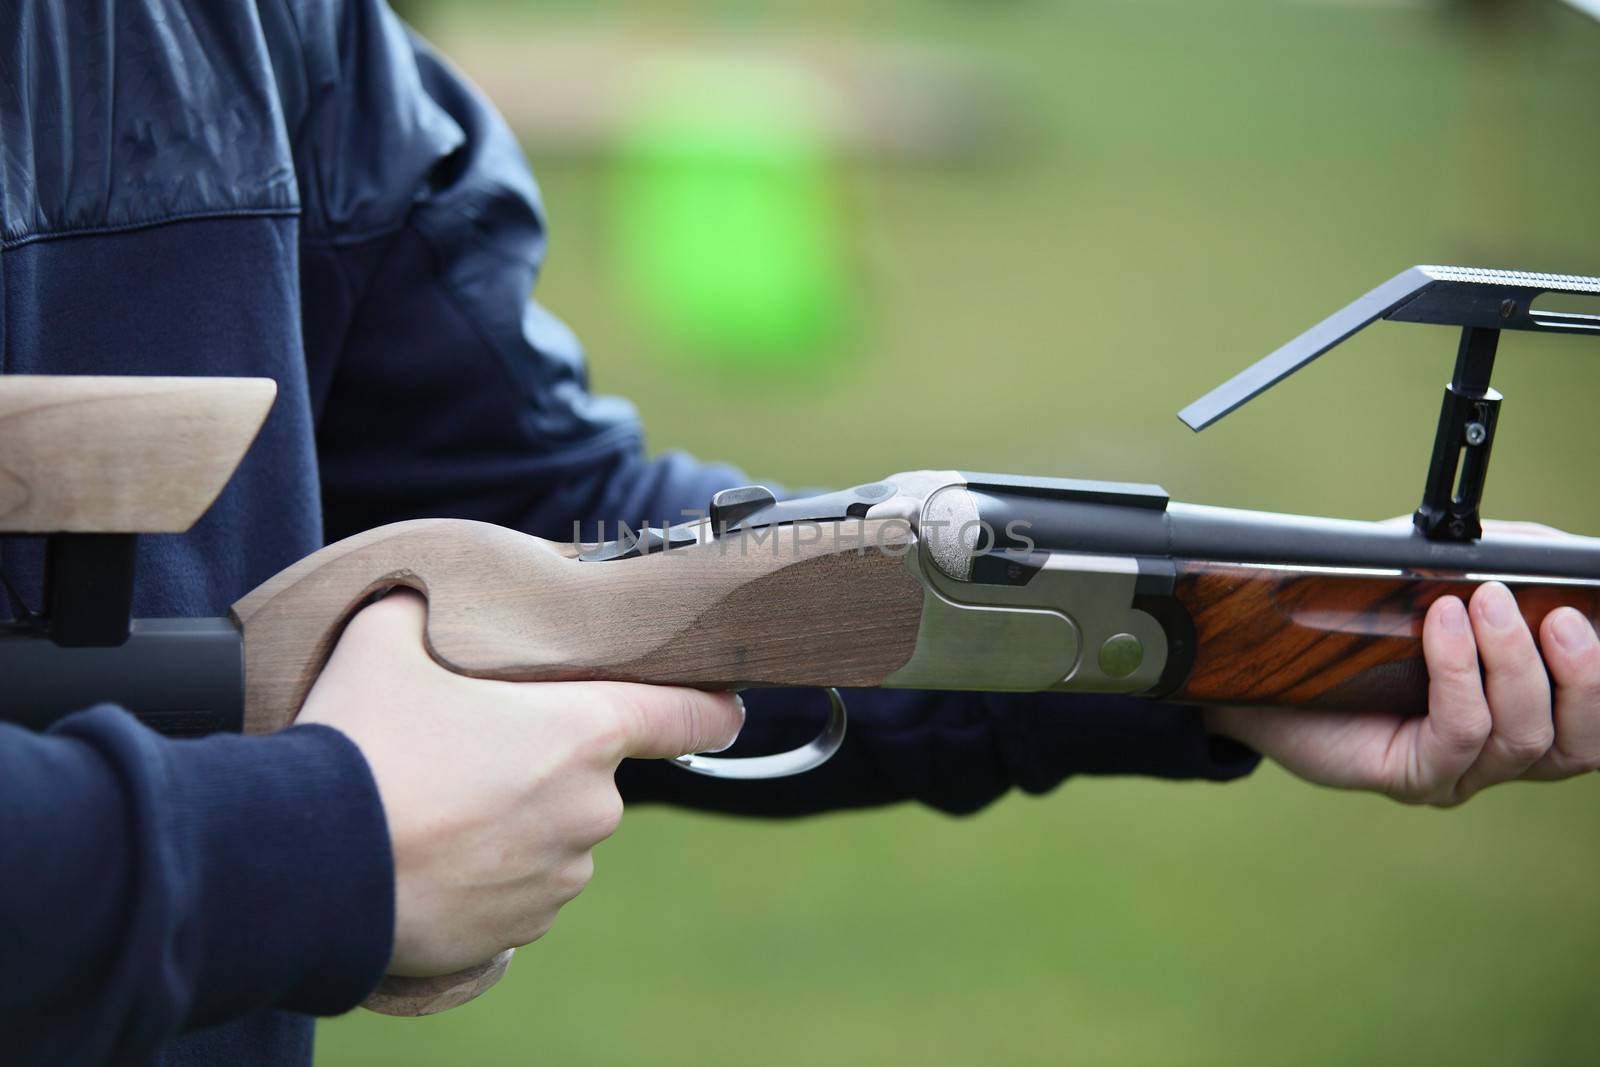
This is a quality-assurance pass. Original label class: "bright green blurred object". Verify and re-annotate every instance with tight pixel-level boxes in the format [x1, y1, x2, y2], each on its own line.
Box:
[612, 61, 851, 372]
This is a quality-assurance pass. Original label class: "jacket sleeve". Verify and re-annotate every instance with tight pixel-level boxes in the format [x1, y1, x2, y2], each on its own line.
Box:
[0, 708, 394, 1064]
[301, 5, 1259, 820]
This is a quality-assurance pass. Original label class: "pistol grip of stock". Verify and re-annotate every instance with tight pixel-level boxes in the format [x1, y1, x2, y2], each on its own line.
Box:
[229, 516, 924, 1015]
[230, 522, 552, 1014]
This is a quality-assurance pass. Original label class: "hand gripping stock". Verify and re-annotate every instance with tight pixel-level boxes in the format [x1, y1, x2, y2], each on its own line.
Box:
[229, 516, 925, 1013]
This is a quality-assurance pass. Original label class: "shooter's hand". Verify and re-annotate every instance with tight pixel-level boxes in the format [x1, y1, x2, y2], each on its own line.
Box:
[1206, 580, 1600, 805]
[297, 590, 744, 975]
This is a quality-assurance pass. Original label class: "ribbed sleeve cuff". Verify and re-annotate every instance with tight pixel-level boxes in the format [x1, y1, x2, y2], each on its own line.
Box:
[55, 709, 397, 1026]
[159, 722, 396, 1020]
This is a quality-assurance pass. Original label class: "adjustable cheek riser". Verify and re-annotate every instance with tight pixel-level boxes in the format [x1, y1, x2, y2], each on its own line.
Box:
[0, 377, 276, 736]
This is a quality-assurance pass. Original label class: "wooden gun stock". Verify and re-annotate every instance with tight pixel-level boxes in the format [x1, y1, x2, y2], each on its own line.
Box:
[231, 518, 924, 734]
[1170, 562, 1600, 712]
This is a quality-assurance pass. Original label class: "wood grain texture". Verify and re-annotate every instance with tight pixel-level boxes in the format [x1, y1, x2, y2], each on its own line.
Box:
[230, 517, 926, 1016]
[0, 376, 276, 533]
[1170, 561, 1600, 713]
[232, 517, 925, 735]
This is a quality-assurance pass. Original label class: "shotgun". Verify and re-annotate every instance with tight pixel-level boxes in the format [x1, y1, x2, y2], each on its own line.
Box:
[3, 266, 1599, 1014]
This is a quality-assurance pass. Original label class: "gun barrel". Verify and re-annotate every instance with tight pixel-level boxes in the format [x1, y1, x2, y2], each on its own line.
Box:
[970, 489, 1600, 579]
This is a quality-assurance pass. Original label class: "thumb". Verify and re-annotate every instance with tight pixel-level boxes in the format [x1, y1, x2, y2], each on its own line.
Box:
[609, 686, 745, 761]
[319, 588, 431, 678]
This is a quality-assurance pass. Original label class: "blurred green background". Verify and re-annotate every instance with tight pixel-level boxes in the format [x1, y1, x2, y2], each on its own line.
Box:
[321, 1, 1600, 1063]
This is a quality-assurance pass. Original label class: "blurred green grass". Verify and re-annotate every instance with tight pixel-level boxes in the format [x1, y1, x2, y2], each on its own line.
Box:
[320, 2, 1600, 1063]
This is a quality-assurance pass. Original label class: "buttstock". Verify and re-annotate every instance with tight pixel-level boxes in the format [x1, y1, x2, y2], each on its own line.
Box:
[229, 517, 923, 1014]
[1169, 561, 1600, 713]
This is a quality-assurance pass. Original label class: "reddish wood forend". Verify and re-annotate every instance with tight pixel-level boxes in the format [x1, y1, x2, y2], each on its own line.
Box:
[1169, 561, 1600, 714]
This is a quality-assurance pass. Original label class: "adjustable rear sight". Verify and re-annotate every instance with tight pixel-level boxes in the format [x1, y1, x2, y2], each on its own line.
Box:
[1181, 266, 1600, 543]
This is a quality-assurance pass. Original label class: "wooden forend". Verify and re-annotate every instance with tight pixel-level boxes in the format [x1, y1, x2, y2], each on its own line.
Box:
[1170, 561, 1600, 714]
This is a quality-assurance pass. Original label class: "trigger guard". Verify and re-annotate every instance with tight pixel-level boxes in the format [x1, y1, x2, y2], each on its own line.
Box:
[671, 688, 847, 780]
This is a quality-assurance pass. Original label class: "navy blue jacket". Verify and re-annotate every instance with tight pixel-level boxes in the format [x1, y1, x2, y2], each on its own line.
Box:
[0, 3, 1256, 1063]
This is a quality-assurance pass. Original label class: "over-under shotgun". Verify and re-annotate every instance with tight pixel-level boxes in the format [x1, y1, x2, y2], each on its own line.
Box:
[3, 266, 1599, 1014]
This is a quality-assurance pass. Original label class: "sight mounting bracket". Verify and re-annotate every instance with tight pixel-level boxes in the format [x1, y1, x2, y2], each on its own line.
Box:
[1179, 266, 1600, 542]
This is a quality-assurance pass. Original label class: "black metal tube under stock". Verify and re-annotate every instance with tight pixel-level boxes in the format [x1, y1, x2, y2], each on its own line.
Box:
[0, 618, 244, 736]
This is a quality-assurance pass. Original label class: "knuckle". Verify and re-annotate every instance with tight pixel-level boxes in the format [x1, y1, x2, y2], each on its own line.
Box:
[1547, 745, 1600, 777]
[1411, 775, 1472, 808]
[1388, 781, 1448, 808]
[1462, 717, 1493, 750]
[1498, 724, 1555, 765]
[1384, 767, 1443, 807]
[1431, 657, 1482, 695]
[589, 718, 631, 762]
[1383, 784, 1427, 807]
[559, 853, 596, 903]
[586, 690, 640, 757]
[1438, 711, 1492, 753]
[582, 790, 625, 844]
[513, 912, 557, 948]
